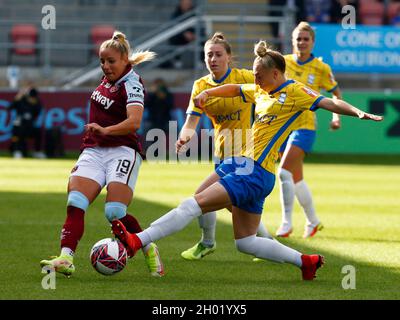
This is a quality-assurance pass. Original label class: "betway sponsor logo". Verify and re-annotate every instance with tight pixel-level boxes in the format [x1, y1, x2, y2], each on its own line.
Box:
[91, 90, 114, 109]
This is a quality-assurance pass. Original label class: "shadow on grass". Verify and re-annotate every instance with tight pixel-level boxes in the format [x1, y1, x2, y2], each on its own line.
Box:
[1, 152, 398, 165]
[319, 235, 400, 245]
[1, 191, 399, 300]
[306, 153, 400, 166]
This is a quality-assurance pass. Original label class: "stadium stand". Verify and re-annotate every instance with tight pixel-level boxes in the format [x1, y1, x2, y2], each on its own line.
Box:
[205, 0, 275, 69]
[0, 0, 173, 67]
[0, 0, 399, 90]
[388, 0, 400, 24]
[7, 24, 40, 65]
[359, 0, 385, 25]
[89, 25, 115, 61]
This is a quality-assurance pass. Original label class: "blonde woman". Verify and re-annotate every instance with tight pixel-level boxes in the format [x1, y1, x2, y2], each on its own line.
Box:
[111, 41, 382, 280]
[178, 32, 273, 261]
[40, 31, 164, 277]
[277, 22, 342, 238]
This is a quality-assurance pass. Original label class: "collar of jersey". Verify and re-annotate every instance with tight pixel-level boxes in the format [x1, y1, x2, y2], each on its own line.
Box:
[269, 79, 295, 95]
[210, 68, 231, 84]
[105, 65, 133, 85]
[293, 53, 315, 65]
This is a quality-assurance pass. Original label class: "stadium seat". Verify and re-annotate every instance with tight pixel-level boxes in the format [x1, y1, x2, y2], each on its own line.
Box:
[359, 1, 385, 25]
[7, 24, 40, 65]
[387, 1, 400, 24]
[89, 25, 115, 61]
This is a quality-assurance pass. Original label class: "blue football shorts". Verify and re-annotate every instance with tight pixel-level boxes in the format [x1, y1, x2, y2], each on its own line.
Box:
[215, 157, 275, 214]
[279, 129, 316, 154]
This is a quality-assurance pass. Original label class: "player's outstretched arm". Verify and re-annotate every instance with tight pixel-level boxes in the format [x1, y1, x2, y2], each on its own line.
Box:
[317, 98, 383, 122]
[176, 115, 200, 153]
[194, 84, 241, 109]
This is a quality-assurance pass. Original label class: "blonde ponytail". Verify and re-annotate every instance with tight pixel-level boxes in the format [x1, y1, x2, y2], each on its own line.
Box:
[254, 40, 285, 73]
[254, 40, 269, 58]
[100, 30, 156, 66]
[129, 50, 156, 66]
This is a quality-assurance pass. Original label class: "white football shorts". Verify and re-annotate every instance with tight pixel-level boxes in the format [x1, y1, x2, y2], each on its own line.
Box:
[70, 146, 142, 192]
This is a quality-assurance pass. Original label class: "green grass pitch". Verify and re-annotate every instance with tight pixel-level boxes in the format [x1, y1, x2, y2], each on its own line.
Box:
[0, 156, 399, 300]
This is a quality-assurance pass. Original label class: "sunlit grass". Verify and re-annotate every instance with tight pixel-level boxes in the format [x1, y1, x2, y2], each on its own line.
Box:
[0, 157, 399, 299]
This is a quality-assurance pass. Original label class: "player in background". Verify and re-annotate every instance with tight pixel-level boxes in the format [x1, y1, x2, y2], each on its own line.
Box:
[276, 22, 342, 238]
[177, 32, 273, 261]
[111, 41, 383, 280]
[40, 31, 164, 277]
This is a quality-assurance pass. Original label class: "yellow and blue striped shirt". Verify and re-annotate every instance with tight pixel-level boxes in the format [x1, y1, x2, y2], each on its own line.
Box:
[284, 54, 337, 131]
[240, 80, 324, 173]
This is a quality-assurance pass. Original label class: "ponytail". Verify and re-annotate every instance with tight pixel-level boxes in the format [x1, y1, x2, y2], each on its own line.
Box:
[254, 40, 285, 73]
[100, 30, 156, 66]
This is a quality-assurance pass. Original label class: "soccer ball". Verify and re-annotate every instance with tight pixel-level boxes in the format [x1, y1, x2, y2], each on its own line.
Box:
[90, 238, 127, 276]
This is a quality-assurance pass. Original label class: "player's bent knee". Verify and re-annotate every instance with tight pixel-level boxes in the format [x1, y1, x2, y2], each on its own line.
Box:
[235, 235, 257, 255]
[67, 191, 89, 211]
[178, 197, 202, 218]
[105, 202, 127, 222]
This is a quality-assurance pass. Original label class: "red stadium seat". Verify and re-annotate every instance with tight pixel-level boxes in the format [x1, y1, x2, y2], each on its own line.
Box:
[387, 1, 400, 24]
[90, 25, 115, 58]
[359, 1, 385, 25]
[8, 24, 40, 65]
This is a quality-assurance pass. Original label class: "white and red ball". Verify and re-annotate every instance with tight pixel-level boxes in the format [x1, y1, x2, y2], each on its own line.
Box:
[90, 238, 127, 275]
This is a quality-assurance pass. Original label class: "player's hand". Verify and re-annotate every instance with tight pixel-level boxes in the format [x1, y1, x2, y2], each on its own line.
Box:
[193, 91, 209, 109]
[357, 112, 384, 122]
[330, 119, 341, 130]
[330, 113, 341, 130]
[175, 137, 189, 154]
[85, 123, 108, 135]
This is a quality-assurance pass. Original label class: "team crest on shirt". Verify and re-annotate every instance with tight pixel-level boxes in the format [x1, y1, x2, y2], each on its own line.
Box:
[302, 87, 318, 97]
[278, 93, 287, 104]
[307, 74, 315, 85]
[110, 85, 119, 93]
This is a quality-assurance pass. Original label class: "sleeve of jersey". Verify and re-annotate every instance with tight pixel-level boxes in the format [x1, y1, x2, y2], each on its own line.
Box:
[322, 64, 338, 93]
[186, 82, 204, 117]
[241, 69, 255, 84]
[239, 84, 256, 103]
[125, 78, 145, 107]
[294, 85, 325, 112]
